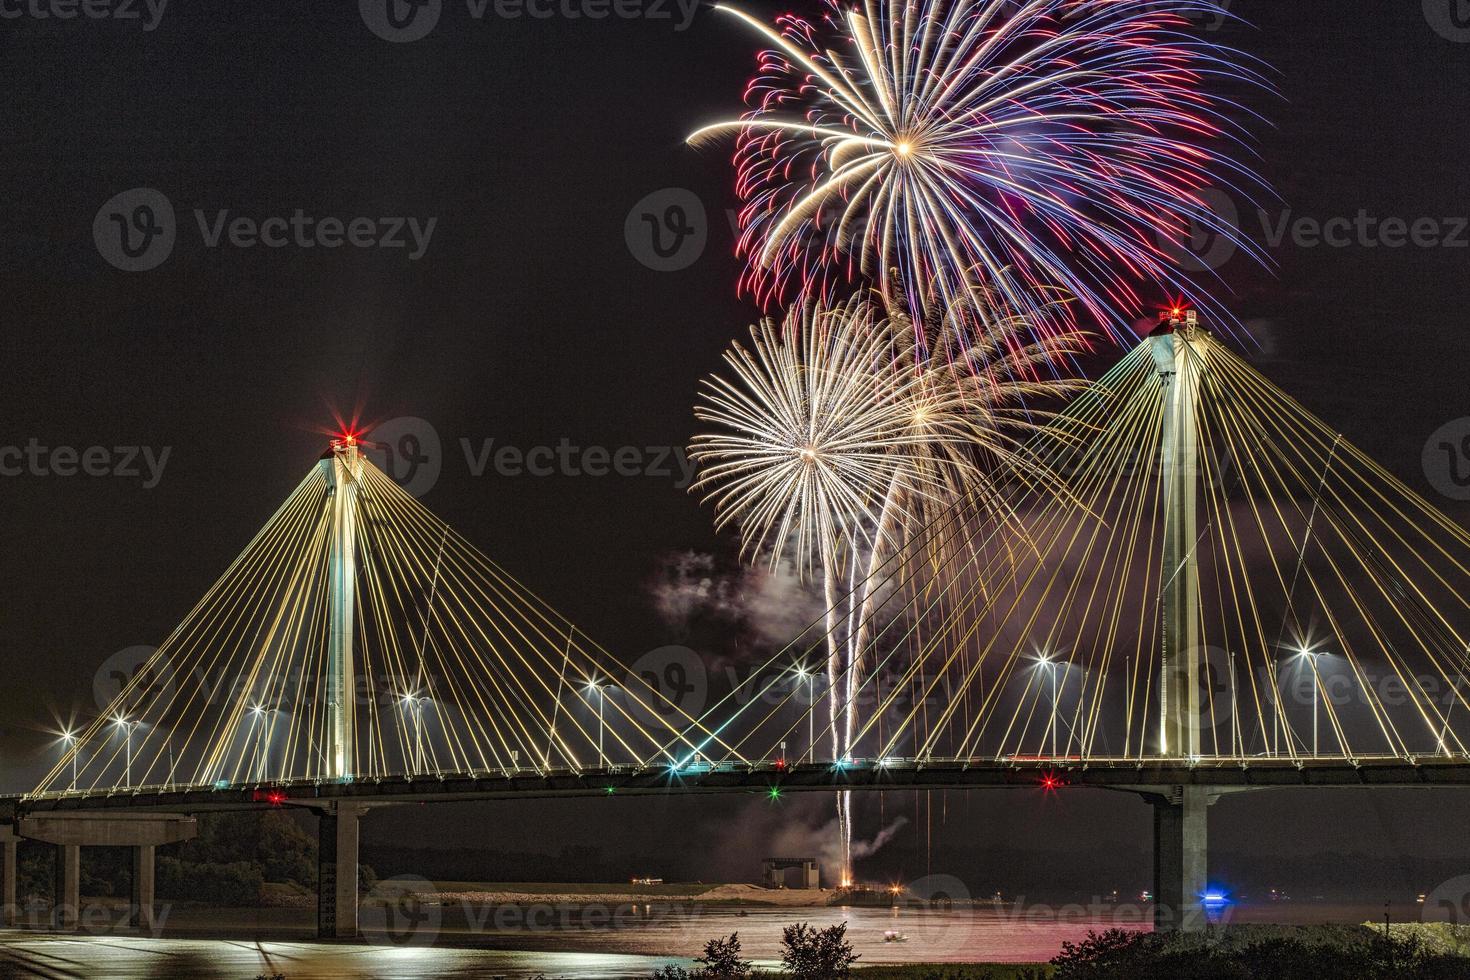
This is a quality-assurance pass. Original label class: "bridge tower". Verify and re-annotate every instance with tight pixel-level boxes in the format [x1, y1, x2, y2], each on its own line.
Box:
[320, 437, 363, 781]
[1146, 309, 1211, 932]
[1150, 309, 1204, 758]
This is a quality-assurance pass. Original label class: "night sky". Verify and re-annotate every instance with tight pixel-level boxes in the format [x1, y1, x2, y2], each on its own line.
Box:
[2, 0, 1469, 895]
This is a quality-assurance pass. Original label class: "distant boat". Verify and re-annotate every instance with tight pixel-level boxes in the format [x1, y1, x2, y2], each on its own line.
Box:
[883, 930, 908, 943]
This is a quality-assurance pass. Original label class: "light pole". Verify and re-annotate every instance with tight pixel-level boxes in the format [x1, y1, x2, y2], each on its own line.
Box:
[250, 705, 270, 781]
[116, 717, 139, 787]
[61, 731, 77, 790]
[795, 666, 815, 762]
[415, 697, 429, 772]
[1037, 654, 1058, 758]
[400, 694, 429, 774]
[586, 681, 611, 769]
[1298, 650, 1323, 757]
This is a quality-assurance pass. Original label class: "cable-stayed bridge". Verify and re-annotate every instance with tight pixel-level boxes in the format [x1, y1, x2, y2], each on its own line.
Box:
[5, 312, 1470, 937]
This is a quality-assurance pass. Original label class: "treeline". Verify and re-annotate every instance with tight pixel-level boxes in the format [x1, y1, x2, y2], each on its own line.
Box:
[12, 811, 375, 907]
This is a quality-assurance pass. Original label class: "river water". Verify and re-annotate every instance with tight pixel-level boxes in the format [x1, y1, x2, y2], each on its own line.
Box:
[0, 901, 1410, 978]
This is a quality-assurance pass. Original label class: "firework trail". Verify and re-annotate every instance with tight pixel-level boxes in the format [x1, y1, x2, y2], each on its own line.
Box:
[691, 292, 1084, 879]
[689, 0, 1269, 345]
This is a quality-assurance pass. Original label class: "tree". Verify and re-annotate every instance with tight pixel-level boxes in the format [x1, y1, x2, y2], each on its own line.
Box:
[780, 922, 859, 980]
[696, 933, 752, 978]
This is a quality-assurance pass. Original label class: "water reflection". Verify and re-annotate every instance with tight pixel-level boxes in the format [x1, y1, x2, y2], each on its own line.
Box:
[0, 905, 1152, 978]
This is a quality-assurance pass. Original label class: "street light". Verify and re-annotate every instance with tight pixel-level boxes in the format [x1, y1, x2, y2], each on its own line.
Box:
[1297, 649, 1323, 757]
[250, 705, 271, 781]
[60, 731, 77, 790]
[586, 681, 614, 769]
[794, 665, 815, 763]
[115, 717, 140, 787]
[400, 693, 430, 774]
[1035, 654, 1059, 758]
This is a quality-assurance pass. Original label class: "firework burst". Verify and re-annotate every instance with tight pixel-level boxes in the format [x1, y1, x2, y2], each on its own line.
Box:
[689, 0, 1269, 343]
[690, 294, 961, 578]
[690, 290, 1086, 880]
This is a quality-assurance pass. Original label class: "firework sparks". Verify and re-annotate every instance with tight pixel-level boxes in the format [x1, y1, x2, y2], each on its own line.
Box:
[690, 295, 962, 578]
[690, 290, 1085, 881]
[689, 0, 1268, 342]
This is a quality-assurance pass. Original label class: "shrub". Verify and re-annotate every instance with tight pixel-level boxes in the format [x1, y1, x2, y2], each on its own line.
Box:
[780, 922, 860, 980]
[697, 933, 753, 978]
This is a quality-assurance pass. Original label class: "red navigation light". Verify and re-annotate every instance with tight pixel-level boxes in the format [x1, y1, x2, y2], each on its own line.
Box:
[774, 757, 789, 771]
[1040, 774, 1063, 791]
[252, 789, 289, 806]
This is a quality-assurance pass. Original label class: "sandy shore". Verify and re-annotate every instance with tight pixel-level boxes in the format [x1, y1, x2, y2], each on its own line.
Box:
[422, 883, 832, 907]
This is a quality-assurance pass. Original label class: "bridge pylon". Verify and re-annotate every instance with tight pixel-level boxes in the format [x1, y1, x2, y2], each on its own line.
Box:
[1151, 309, 1204, 759]
[1147, 309, 1209, 932]
[320, 437, 364, 782]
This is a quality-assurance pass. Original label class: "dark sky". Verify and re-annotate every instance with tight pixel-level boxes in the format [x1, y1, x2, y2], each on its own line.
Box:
[2, 0, 1469, 893]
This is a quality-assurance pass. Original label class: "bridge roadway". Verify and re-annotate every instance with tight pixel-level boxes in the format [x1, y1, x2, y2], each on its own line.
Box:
[7, 754, 1470, 818]
[5, 755, 1469, 938]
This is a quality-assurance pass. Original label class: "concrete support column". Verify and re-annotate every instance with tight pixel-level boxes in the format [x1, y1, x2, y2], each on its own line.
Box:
[318, 803, 367, 939]
[1152, 786, 1210, 932]
[2, 831, 18, 927]
[130, 844, 156, 931]
[53, 843, 79, 931]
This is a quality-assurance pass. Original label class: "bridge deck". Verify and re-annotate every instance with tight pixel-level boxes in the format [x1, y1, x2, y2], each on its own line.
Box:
[7, 756, 1470, 816]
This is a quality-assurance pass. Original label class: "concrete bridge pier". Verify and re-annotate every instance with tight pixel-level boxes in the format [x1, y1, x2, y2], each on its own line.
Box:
[2, 825, 18, 927]
[18, 813, 197, 932]
[54, 844, 80, 930]
[131, 844, 158, 930]
[1148, 786, 1214, 933]
[317, 802, 369, 939]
